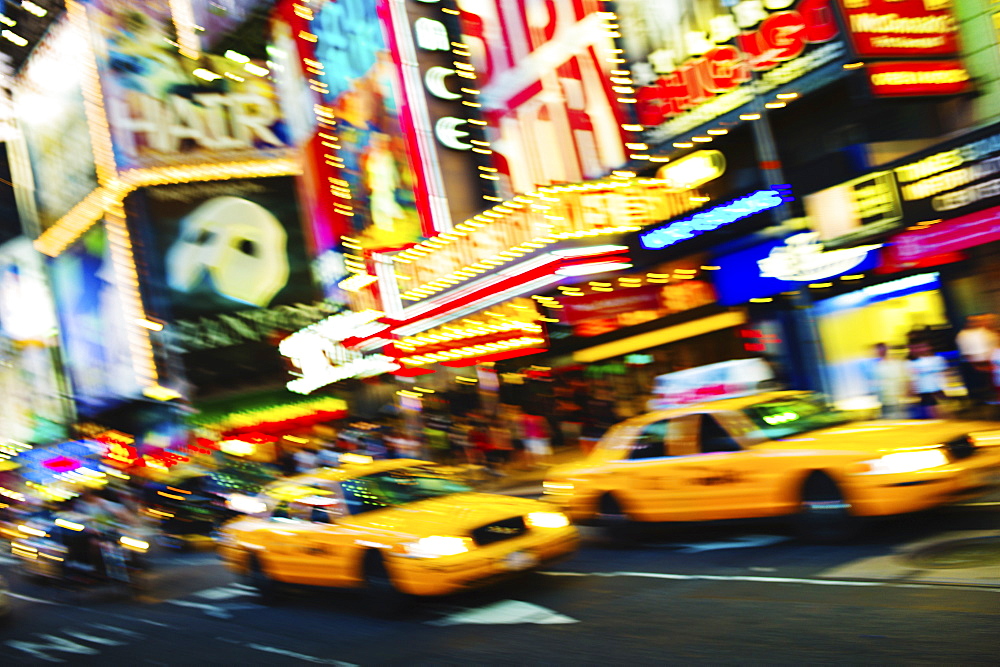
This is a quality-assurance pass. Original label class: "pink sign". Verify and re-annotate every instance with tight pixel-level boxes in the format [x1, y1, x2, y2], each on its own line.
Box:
[887, 205, 1000, 265]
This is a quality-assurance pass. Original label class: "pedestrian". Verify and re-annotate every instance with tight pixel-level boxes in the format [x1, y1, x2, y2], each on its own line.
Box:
[870, 342, 909, 419]
[449, 416, 473, 465]
[521, 409, 552, 466]
[955, 314, 999, 408]
[423, 411, 451, 464]
[907, 341, 948, 419]
[487, 411, 514, 473]
[293, 445, 318, 473]
[579, 386, 617, 453]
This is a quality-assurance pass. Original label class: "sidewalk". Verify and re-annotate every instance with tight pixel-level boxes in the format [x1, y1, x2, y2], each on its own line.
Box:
[460, 446, 588, 497]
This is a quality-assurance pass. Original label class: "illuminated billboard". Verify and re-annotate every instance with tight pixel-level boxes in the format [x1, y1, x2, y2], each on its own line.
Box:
[454, 0, 630, 197]
[13, 15, 98, 232]
[48, 224, 143, 417]
[87, 0, 293, 171]
[836, 0, 960, 57]
[619, 0, 846, 145]
[131, 177, 320, 325]
[0, 238, 71, 443]
[129, 176, 330, 395]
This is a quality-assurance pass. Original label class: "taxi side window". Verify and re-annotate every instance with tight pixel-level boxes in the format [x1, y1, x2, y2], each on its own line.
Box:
[271, 501, 290, 519]
[699, 415, 741, 453]
[630, 420, 669, 459]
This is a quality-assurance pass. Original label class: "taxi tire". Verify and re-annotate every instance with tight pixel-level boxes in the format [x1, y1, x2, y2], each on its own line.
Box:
[796, 472, 856, 544]
[246, 555, 282, 605]
[597, 494, 637, 544]
[362, 551, 410, 618]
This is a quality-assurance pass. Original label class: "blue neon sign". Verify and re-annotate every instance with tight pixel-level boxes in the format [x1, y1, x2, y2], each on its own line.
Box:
[639, 186, 793, 250]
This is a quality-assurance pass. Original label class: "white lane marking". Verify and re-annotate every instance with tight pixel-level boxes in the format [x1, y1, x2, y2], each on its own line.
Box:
[194, 585, 256, 601]
[428, 599, 579, 626]
[6, 635, 101, 663]
[539, 570, 1000, 591]
[665, 535, 790, 553]
[166, 599, 233, 618]
[7, 591, 63, 605]
[89, 623, 147, 638]
[62, 630, 127, 646]
[229, 582, 256, 591]
[217, 637, 357, 665]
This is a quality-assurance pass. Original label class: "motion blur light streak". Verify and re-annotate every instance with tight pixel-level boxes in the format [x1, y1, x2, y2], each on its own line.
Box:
[640, 187, 793, 250]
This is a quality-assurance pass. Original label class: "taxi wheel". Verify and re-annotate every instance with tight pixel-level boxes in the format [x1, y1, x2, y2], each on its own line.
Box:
[797, 472, 856, 544]
[597, 494, 637, 543]
[362, 551, 409, 618]
[246, 555, 282, 605]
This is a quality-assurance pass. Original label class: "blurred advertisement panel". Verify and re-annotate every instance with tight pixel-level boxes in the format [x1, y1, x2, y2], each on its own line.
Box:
[191, 0, 271, 50]
[13, 15, 98, 232]
[48, 225, 142, 418]
[129, 177, 331, 396]
[617, 0, 846, 146]
[0, 239, 71, 444]
[87, 0, 292, 170]
[455, 0, 629, 197]
[310, 0, 422, 249]
[136, 178, 317, 319]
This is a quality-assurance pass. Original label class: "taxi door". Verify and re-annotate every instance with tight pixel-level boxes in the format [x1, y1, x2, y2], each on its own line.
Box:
[672, 412, 776, 521]
[605, 419, 689, 522]
[261, 499, 349, 586]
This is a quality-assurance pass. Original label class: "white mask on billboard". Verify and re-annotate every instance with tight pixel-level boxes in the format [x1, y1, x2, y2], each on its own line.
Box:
[166, 196, 290, 307]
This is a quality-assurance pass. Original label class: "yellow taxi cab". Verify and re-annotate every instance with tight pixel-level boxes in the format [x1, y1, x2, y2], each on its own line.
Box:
[216, 456, 578, 611]
[543, 379, 1000, 542]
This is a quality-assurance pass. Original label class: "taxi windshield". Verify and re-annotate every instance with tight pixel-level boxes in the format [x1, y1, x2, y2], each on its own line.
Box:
[340, 466, 472, 515]
[743, 395, 851, 439]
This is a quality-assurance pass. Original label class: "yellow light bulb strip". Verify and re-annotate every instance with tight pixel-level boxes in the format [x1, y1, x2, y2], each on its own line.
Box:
[168, 0, 200, 59]
[392, 177, 702, 302]
[34, 158, 301, 257]
[104, 206, 158, 387]
[67, 0, 117, 185]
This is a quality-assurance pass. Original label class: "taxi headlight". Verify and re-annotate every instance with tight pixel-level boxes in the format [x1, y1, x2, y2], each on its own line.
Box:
[119, 535, 149, 552]
[859, 449, 949, 475]
[402, 535, 472, 559]
[526, 511, 570, 529]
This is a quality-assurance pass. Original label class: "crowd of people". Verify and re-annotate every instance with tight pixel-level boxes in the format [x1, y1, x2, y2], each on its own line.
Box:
[869, 313, 1000, 419]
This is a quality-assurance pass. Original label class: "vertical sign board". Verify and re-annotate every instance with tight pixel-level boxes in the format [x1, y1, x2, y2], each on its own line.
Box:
[13, 15, 98, 233]
[269, 0, 347, 299]
[87, 0, 293, 171]
[127, 177, 329, 397]
[48, 225, 142, 418]
[833, 0, 971, 97]
[391, 0, 494, 228]
[618, 0, 846, 147]
[454, 0, 630, 198]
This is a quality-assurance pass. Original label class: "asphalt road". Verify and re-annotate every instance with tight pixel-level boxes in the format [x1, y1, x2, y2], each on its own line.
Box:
[1, 498, 998, 666]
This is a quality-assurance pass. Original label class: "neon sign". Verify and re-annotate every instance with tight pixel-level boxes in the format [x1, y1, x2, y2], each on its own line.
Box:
[837, 0, 960, 57]
[628, 0, 842, 139]
[757, 232, 882, 281]
[640, 187, 792, 250]
[866, 60, 971, 98]
[388, 179, 704, 302]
